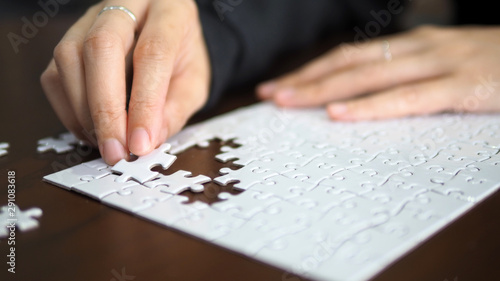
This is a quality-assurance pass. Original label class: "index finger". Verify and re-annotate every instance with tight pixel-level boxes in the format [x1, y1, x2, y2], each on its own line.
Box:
[83, 1, 147, 164]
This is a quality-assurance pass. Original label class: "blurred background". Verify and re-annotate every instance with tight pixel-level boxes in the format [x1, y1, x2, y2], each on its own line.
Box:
[1, 0, 98, 17]
[0, 0, 456, 136]
[1, 0, 455, 25]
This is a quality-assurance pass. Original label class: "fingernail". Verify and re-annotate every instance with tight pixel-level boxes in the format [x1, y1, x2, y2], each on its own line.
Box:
[101, 139, 127, 165]
[276, 88, 295, 101]
[257, 81, 277, 98]
[129, 127, 151, 155]
[329, 103, 348, 115]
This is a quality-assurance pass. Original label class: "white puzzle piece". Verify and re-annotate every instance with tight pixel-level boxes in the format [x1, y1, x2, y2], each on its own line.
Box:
[37, 132, 81, 154]
[43, 163, 112, 190]
[112, 143, 177, 183]
[214, 165, 278, 191]
[214, 200, 321, 256]
[0, 205, 43, 238]
[101, 184, 173, 213]
[82, 158, 110, 170]
[72, 174, 140, 200]
[250, 175, 316, 200]
[172, 207, 246, 241]
[138, 195, 208, 226]
[0, 142, 9, 157]
[212, 191, 280, 219]
[215, 145, 274, 166]
[144, 170, 211, 194]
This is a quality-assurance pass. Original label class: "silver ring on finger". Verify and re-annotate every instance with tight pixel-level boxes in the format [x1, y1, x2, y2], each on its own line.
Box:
[382, 40, 392, 62]
[98, 6, 137, 25]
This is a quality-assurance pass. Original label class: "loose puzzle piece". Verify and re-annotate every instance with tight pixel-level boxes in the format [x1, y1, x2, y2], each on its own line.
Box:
[0, 142, 9, 157]
[37, 132, 81, 154]
[0, 205, 43, 238]
[144, 170, 211, 194]
[112, 143, 177, 183]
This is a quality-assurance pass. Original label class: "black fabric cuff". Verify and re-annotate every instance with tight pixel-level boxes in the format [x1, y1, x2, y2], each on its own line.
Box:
[197, 4, 242, 110]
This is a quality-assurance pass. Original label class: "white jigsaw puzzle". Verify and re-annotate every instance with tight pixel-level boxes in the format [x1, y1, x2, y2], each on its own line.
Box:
[0, 205, 43, 238]
[43, 162, 112, 190]
[112, 143, 177, 183]
[43, 102, 500, 281]
[144, 170, 211, 194]
[0, 142, 9, 157]
[215, 165, 278, 191]
[37, 132, 82, 154]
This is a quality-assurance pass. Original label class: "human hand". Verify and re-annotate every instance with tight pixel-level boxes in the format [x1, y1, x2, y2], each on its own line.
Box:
[41, 0, 210, 164]
[257, 25, 500, 121]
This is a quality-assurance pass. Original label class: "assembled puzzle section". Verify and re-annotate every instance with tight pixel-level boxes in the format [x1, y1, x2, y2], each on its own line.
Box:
[43, 102, 500, 281]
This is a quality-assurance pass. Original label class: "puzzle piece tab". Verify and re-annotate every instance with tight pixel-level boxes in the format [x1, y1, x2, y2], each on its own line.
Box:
[72, 174, 140, 200]
[112, 143, 177, 183]
[43, 163, 112, 190]
[212, 191, 280, 219]
[102, 184, 173, 213]
[144, 170, 211, 194]
[138, 195, 208, 226]
[214, 165, 278, 191]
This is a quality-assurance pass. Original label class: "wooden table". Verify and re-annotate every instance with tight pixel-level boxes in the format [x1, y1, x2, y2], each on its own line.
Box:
[1, 13, 499, 281]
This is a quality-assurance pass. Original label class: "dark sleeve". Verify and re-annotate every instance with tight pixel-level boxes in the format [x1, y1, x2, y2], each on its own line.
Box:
[453, 0, 500, 25]
[195, 0, 390, 109]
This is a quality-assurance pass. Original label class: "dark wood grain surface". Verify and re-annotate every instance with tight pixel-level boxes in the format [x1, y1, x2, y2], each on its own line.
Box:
[0, 13, 499, 281]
